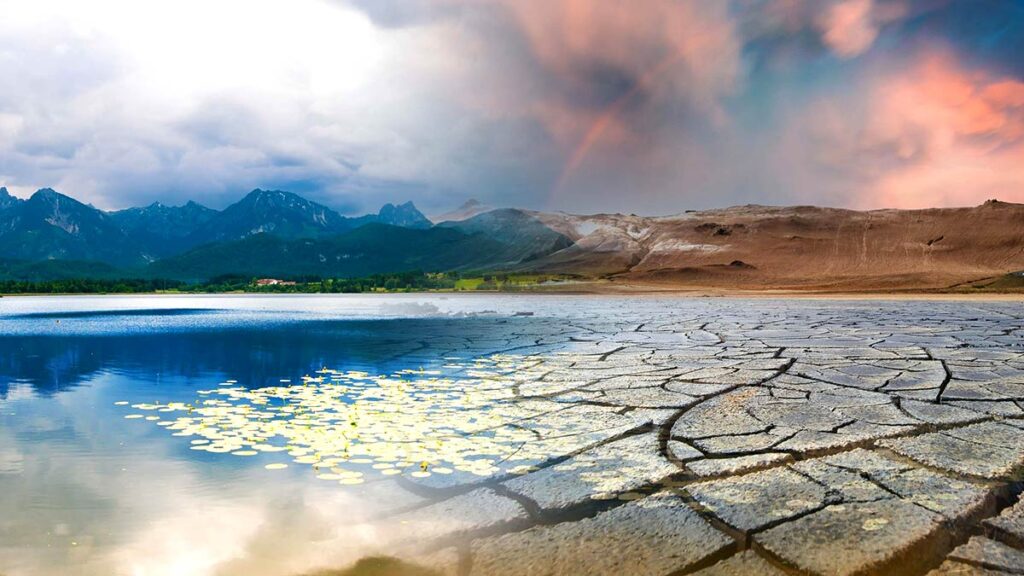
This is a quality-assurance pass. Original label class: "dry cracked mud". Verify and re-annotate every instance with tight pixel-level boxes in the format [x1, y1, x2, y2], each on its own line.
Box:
[332, 300, 1024, 576]
[354, 301, 1024, 573]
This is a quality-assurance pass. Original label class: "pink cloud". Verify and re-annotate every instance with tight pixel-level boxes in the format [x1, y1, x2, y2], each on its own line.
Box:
[820, 0, 880, 57]
[802, 52, 1024, 208]
[871, 145, 1024, 208]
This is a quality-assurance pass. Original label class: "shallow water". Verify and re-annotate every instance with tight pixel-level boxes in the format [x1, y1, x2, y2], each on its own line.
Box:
[2, 294, 1022, 576]
[0, 294, 617, 576]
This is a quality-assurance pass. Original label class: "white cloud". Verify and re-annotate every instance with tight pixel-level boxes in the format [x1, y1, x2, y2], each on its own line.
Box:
[0, 0, 489, 211]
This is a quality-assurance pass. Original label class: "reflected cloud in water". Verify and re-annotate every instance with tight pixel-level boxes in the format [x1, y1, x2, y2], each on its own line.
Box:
[0, 296, 578, 576]
[0, 374, 396, 576]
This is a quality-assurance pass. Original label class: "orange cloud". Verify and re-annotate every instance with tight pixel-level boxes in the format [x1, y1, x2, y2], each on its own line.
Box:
[855, 54, 1024, 207]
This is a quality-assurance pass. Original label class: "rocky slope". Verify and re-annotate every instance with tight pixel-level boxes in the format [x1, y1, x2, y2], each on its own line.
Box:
[438, 209, 573, 267]
[431, 198, 493, 223]
[0, 188, 435, 267]
[110, 200, 218, 258]
[0, 189, 144, 266]
[517, 200, 1024, 290]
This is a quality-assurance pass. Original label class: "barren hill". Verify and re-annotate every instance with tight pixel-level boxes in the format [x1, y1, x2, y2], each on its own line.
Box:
[520, 200, 1024, 291]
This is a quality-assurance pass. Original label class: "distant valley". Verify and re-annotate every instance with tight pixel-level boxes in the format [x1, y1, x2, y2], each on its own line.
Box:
[1, 186, 1024, 291]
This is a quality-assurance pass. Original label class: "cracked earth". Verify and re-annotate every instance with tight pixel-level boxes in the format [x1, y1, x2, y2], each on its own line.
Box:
[331, 299, 1024, 576]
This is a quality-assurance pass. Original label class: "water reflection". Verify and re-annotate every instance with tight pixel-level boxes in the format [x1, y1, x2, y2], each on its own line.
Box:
[0, 298, 565, 576]
[0, 317, 545, 398]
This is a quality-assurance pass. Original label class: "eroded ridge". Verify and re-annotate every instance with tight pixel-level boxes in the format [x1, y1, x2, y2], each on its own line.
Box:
[123, 300, 1024, 575]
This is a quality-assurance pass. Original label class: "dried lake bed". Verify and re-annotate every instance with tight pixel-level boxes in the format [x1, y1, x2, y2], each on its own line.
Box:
[1, 294, 1024, 576]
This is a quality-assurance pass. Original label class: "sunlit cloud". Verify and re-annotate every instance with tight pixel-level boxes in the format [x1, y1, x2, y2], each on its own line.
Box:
[792, 50, 1024, 208]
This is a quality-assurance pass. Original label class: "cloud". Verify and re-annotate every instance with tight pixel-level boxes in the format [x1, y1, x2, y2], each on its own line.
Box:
[0, 0, 527, 212]
[340, 0, 1022, 212]
[865, 54, 1024, 207]
[736, 0, 913, 58]
[787, 49, 1024, 208]
[819, 0, 883, 57]
[488, 1, 743, 202]
[0, 0, 1020, 213]
[0, 375, 391, 576]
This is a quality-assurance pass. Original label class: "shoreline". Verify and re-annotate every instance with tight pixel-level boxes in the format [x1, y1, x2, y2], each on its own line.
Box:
[3, 283, 1023, 301]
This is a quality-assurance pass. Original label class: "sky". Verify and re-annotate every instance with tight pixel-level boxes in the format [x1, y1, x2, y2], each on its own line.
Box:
[0, 0, 1022, 215]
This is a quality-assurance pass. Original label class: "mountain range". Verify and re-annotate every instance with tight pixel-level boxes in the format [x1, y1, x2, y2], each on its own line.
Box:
[0, 188, 436, 266]
[0, 187, 575, 281]
[2, 185, 1024, 291]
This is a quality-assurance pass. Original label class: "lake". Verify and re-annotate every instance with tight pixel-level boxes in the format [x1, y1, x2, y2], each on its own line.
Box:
[2, 295, 1023, 576]
[2, 294, 646, 576]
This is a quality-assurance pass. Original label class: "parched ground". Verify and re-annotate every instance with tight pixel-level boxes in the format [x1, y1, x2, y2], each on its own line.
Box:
[343, 299, 1024, 576]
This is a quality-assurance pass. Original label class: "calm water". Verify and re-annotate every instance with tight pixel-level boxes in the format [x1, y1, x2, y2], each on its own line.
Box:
[0, 294, 587, 576]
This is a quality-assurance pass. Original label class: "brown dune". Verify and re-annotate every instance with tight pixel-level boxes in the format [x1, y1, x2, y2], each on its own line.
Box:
[522, 200, 1024, 291]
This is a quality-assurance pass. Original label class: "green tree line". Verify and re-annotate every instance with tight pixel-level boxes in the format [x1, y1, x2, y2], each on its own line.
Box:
[0, 278, 186, 294]
[0, 271, 566, 294]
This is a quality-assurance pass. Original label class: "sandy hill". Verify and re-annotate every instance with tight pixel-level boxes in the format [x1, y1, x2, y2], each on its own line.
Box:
[519, 200, 1024, 291]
